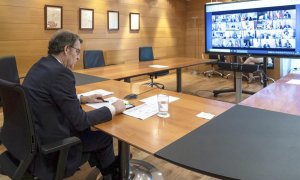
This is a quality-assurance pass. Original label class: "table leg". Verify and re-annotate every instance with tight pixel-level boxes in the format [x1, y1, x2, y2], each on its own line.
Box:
[176, 68, 182, 92]
[235, 72, 242, 103]
[118, 140, 130, 179]
[118, 140, 164, 180]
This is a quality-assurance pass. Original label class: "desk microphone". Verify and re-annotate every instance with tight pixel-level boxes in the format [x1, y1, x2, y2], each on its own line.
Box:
[123, 88, 156, 100]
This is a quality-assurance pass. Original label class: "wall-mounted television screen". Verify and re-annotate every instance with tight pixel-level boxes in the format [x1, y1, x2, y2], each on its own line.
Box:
[205, 0, 300, 57]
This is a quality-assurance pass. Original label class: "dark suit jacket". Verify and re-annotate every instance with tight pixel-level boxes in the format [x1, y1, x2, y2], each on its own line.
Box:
[23, 55, 112, 179]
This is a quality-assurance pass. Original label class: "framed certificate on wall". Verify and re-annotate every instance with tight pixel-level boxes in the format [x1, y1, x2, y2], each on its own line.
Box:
[80, 8, 94, 30]
[44, 5, 63, 30]
[108, 11, 119, 31]
[130, 13, 140, 31]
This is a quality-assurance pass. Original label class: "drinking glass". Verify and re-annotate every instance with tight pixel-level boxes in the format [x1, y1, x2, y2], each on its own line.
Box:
[157, 94, 170, 118]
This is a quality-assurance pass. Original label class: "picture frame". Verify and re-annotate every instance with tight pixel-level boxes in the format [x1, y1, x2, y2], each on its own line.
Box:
[44, 5, 63, 30]
[129, 13, 140, 31]
[79, 8, 94, 30]
[107, 11, 119, 31]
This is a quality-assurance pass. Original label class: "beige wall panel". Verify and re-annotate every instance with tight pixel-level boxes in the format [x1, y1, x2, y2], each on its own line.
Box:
[0, 40, 48, 57]
[140, 28, 184, 38]
[106, 49, 138, 64]
[154, 47, 185, 58]
[83, 38, 141, 51]
[142, 37, 181, 47]
[142, 17, 185, 28]
[0, 6, 42, 24]
[0, 0, 43, 7]
[0, 24, 49, 41]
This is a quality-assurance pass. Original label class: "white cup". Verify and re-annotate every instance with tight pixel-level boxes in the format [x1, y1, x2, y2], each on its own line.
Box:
[157, 94, 170, 118]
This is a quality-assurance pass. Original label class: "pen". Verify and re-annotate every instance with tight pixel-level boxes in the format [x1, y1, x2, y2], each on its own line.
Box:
[97, 97, 109, 103]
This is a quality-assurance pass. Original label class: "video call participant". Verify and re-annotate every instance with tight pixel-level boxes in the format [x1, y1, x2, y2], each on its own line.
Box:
[23, 30, 125, 180]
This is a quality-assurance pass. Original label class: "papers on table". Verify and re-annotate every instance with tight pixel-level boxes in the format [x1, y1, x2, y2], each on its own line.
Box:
[86, 97, 118, 109]
[286, 79, 300, 85]
[123, 95, 179, 120]
[149, 65, 169, 68]
[196, 112, 215, 120]
[140, 95, 179, 105]
[78, 89, 113, 97]
[123, 103, 158, 120]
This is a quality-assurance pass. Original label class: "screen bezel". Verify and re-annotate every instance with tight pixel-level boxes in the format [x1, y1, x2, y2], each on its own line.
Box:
[204, 0, 300, 58]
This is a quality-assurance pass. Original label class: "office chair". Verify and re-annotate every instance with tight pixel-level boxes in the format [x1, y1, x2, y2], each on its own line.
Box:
[0, 79, 82, 180]
[0, 55, 21, 144]
[203, 54, 225, 77]
[139, 46, 169, 89]
[83, 50, 106, 69]
[224, 56, 250, 81]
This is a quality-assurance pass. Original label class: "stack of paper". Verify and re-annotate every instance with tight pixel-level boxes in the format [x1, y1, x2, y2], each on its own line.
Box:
[123, 103, 158, 120]
[86, 97, 118, 109]
[78, 89, 113, 97]
[140, 95, 179, 105]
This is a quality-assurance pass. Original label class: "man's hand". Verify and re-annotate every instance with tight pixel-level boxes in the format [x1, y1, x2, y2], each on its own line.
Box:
[80, 94, 104, 104]
[112, 100, 126, 114]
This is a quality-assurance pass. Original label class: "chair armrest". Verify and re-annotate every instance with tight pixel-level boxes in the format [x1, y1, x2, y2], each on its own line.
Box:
[41, 137, 81, 155]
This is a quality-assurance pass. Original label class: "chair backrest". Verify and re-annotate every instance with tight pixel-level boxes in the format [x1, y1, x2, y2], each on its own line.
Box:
[83, 50, 105, 69]
[0, 79, 37, 179]
[0, 56, 20, 106]
[139, 47, 154, 61]
[0, 56, 20, 84]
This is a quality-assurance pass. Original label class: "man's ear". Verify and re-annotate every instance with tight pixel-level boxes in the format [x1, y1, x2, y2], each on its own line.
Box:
[63, 46, 69, 55]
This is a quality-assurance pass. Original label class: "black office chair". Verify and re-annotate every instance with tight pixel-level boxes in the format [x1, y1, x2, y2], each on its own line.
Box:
[0, 79, 82, 180]
[83, 50, 106, 69]
[0, 55, 22, 144]
[203, 54, 225, 77]
[139, 46, 169, 89]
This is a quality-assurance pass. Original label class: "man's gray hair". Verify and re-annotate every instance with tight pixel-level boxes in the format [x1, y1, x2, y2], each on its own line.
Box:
[48, 30, 83, 55]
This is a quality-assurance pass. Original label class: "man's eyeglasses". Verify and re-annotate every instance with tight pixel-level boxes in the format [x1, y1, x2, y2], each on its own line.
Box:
[70, 46, 81, 55]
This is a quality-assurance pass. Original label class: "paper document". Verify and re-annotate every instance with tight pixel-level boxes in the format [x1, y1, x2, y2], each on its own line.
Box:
[196, 112, 215, 120]
[78, 89, 113, 97]
[149, 65, 169, 68]
[140, 95, 179, 105]
[86, 97, 118, 109]
[123, 103, 158, 120]
[286, 79, 300, 85]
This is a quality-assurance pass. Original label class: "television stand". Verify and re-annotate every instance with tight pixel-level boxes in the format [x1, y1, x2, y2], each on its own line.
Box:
[212, 61, 259, 103]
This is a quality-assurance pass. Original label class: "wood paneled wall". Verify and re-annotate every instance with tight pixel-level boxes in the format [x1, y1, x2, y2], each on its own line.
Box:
[0, 0, 187, 74]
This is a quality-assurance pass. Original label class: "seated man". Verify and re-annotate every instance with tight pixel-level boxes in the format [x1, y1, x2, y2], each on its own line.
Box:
[243, 57, 272, 83]
[23, 30, 125, 180]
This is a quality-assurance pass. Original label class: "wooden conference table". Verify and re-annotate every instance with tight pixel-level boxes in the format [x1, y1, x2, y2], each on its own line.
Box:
[75, 57, 211, 92]
[76, 80, 234, 178]
[240, 73, 300, 116]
